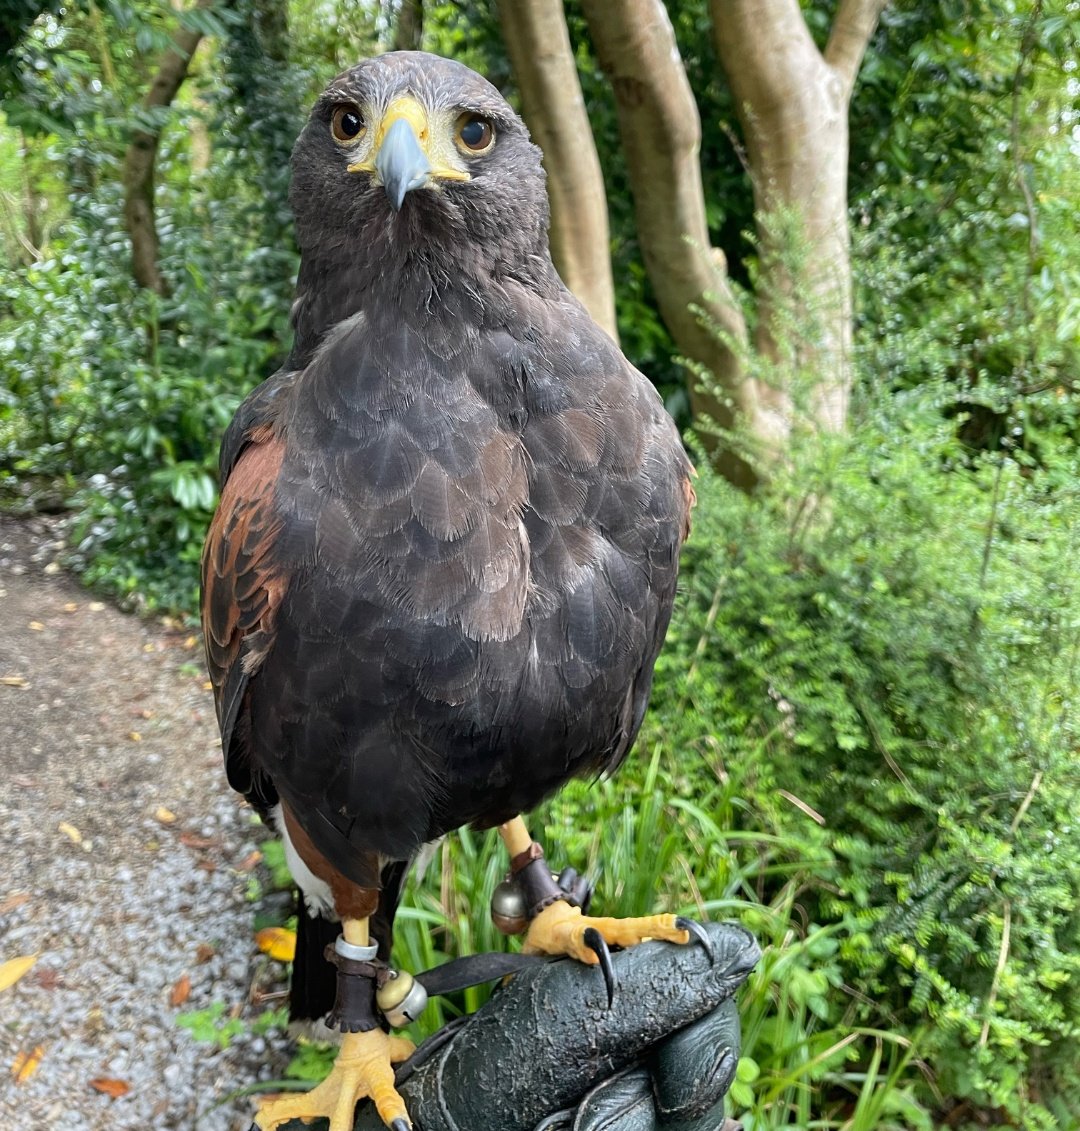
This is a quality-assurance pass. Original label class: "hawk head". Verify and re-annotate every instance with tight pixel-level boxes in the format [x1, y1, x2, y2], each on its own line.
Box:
[289, 52, 551, 278]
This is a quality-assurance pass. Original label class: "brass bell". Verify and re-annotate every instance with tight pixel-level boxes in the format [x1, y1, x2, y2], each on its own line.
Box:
[376, 969, 428, 1029]
[490, 878, 528, 935]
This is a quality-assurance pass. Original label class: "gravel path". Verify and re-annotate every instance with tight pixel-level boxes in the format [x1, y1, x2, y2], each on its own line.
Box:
[0, 515, 291, 1130]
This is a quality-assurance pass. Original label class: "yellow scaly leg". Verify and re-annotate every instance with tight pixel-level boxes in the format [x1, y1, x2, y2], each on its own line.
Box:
[254, 918, 416, 1131]
[497, 817, 692, 968]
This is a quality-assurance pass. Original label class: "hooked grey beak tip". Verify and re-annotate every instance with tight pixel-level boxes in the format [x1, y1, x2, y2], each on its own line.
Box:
[375, 117, 431, 213]
[386, 179, 409, 213]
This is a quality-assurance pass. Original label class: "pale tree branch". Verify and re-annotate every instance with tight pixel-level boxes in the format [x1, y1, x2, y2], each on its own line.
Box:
[710, 0, 878, 438]
[825, 0, 888, 99]
[122, 0, 211, 296]
[496, 0, 617, 338]
[581, 0, 759, 483]
[711, 0, 821, 113]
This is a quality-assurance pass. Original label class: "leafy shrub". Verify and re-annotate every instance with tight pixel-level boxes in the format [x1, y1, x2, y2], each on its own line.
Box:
[643, 385, 1080, 1125]
[0, 151, 294, 611]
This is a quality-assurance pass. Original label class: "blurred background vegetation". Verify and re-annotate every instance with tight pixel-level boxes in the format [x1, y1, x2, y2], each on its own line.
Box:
[2, 1, 1079, 1128]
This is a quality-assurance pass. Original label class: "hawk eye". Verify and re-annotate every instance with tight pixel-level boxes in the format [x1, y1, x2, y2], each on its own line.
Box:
[456, 113, 495, 154]
[331, 104, 365, 143]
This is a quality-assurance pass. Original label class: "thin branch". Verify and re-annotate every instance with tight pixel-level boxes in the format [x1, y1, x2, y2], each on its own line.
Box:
[778, 789, 826, 826]
[825, 0, 888, 100]
[978, 901, 1011, 1048]
[0, 190, 41, 263]
[87, 0, 118, 89]
[1010, 771, 1043, 837]
[19, 128, 43, 253]
[392, 0, 423, 52]
[122, 0, 211, 295]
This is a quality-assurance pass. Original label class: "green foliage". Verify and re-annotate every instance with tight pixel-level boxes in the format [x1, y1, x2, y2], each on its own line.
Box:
[854, 0, 1080, 417]
[260, 836, 295, 893]
[176, 999, 248, 1049]
[671, 392, 1080, 1122]
[0, 170, 286, 608]
[177, 999, 288, 1049]
[282, 1038, 337, 1083]
[0, 1, 304, 610]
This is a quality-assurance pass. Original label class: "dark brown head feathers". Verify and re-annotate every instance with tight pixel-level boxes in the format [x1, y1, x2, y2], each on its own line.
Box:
[287, 52, 553, 369]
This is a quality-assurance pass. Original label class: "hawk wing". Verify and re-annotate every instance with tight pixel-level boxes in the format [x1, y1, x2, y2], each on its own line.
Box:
[201, 373, 294, 813]
[505, 292, 694, 783]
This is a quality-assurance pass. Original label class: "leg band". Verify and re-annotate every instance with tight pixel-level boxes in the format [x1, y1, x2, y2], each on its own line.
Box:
[509, 843, 592, 919]
[324, 940, 391, 1033]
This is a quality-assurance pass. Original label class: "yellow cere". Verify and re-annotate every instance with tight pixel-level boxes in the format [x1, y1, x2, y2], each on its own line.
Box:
[347, 95, 471, 183]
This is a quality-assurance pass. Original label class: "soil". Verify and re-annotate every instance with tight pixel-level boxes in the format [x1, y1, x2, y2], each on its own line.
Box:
[0, 514, 292, 1130]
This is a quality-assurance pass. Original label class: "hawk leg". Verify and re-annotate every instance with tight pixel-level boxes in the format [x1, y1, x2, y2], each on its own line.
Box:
[254, 917, 415, 1131]
[497, 818, 707, 1006]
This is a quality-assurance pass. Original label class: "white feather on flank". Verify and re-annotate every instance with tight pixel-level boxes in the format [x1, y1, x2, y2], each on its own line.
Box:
[270, 803, 335, 918]
[412, 837, 443, 881]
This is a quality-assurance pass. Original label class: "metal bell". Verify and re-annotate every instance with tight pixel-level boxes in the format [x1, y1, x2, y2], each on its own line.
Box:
[490, 877, 528, 935]
[376, 969, 428, 1028]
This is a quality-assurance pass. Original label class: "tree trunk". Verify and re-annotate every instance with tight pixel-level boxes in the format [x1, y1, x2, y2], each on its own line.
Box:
[579, 0, 761, 485]
[497, 0, 617, 339]
[122, 0, 211, 296]
[711, 0, 886, 439]
[393, 0, 423, 52]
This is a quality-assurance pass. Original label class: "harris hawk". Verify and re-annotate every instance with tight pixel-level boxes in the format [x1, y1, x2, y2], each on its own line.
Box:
[201, 51, 698, 1131]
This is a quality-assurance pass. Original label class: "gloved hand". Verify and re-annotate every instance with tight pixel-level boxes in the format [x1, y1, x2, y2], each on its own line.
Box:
[347, 920, 759, 1131]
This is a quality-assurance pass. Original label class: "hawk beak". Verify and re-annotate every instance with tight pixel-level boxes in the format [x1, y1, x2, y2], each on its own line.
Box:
[348, 95, 469, 210]
[375, 116, 431, 212]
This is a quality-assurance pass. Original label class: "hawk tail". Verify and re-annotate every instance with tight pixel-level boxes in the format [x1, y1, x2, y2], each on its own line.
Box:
[289, 910, 340, 1027]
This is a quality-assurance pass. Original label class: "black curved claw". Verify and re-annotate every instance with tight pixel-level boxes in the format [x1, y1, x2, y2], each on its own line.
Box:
[582, 926, 617, 1008]
[676, 916, 715, 965]
[390, 1119, 412, 1131]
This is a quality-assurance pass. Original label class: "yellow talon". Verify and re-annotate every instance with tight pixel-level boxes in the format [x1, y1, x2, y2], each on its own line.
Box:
[388, 1035, 417, 1063]
[522, 900, 690, 962]
[254, 1028, 411, 1131]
